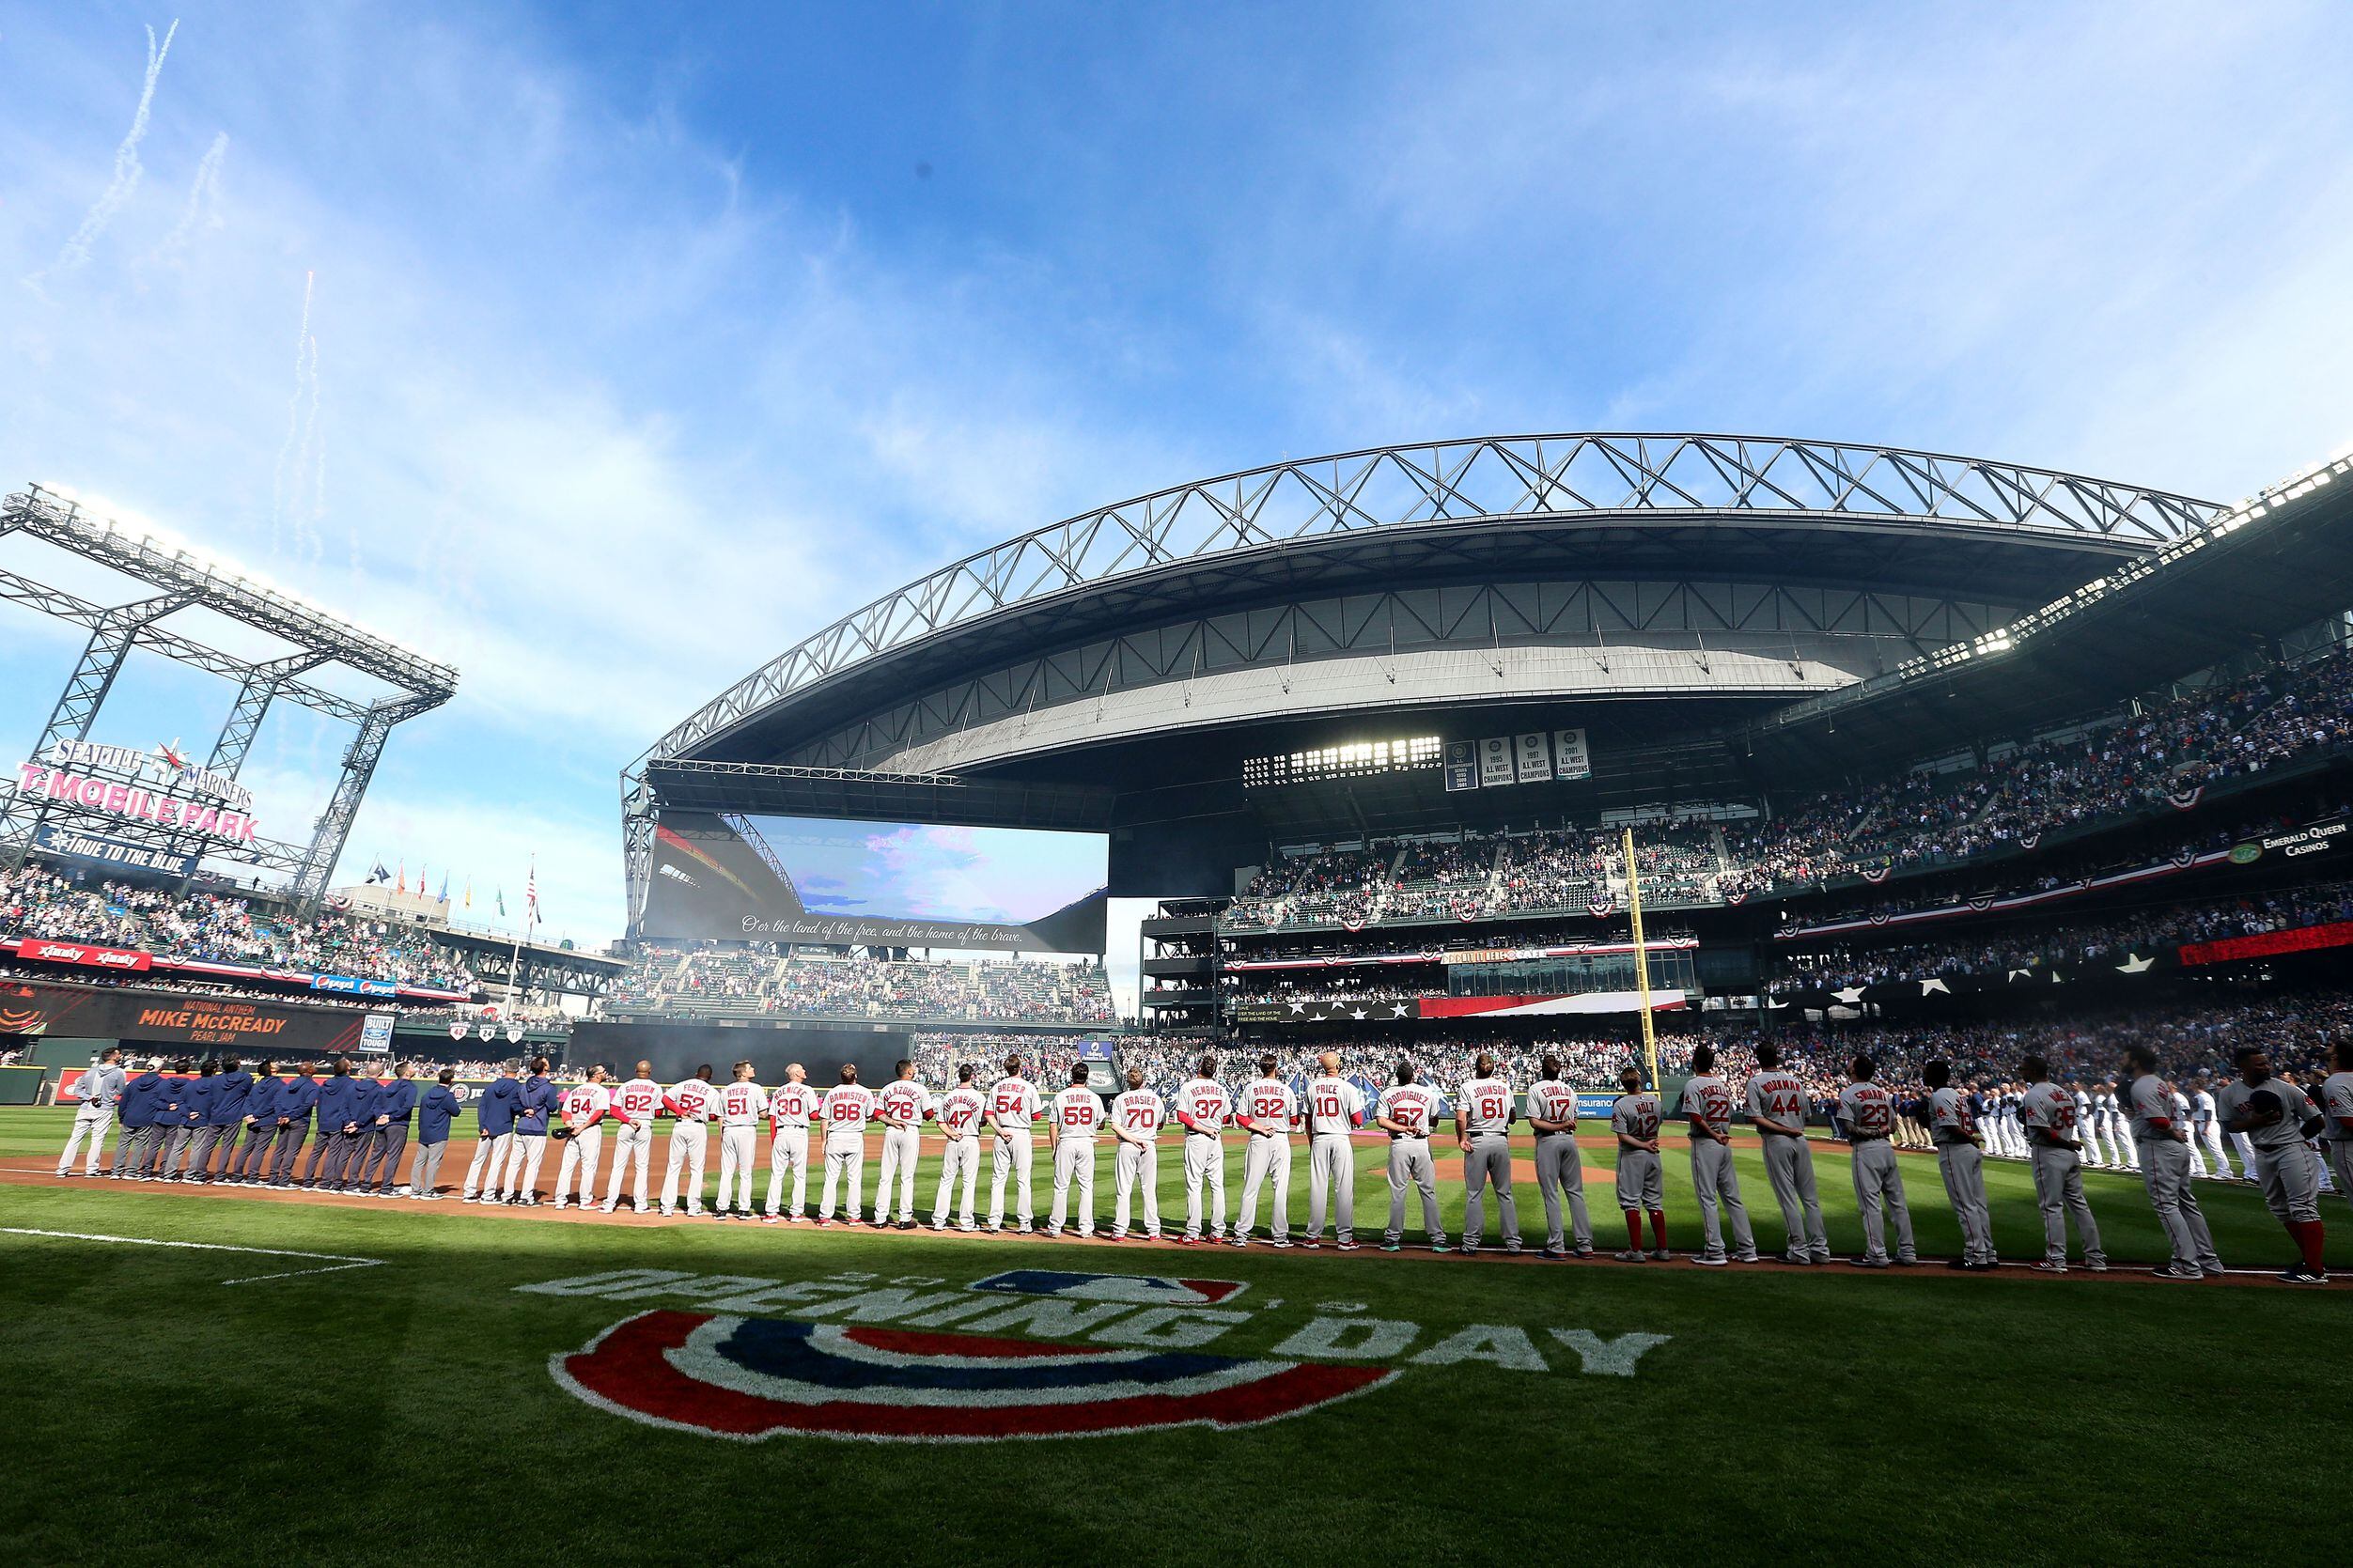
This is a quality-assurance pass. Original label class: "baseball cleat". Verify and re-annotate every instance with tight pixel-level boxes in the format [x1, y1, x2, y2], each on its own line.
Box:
[1457, 1244, 1479, 1255]
[1300, 1239, 1320, 1250]
[1613, 1250, 1646, 1263]
[1734, 1252, 1763, 1264]
[1892, 1255, 1919, 1266]
[2278, 1265, 2328, 1283]
[931, 1219, 948, 1232]
[598, 1202, 616, 1213]
[958, 1220, 976, 1232]
[1429, 1239, 1450, 1253]
[896, 1219, 916, 1231]
[2083, 1260, 2108, 1272]
[1573, 1245, 1595, 1259]
[1270, 1237, 1292, 1249]
[1649, 1248, 1672, 1262]
[2032, 1260, 2066, 1273]
[1017, 1222, 1034, 1234]
[1850, 1257, 1891, 1269]
[1335, 1240, 1358, 1251]
[1540, 1247, 1566, 1261]
[1379, 1242, 1401, 1252]
[1691, 1254, 1728, 1266]
[1227, 1235, 1249, 1248]
[762, 1215, 779, 1225]
[2150, 1264, 2201, 1281]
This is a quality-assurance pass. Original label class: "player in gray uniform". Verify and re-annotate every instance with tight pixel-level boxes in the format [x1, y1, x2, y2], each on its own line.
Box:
[1678, 1045, 1759, 1265]
[2018, 1055, 2106, 1273]
[1375, 1062, 1446, 1253]
[1454, 1054, 1522, 1254]
[1836, 1056, 1917, 1267]
[1525, 1056, 1593, 1260]
[2120, 1046, 2223, 1281]
[2217, 1047, 2330, 1283]
[1610, 1065, 1667, 1262]
[57, 1048, 126, 1176]
[1744, 1042, 1830, 1264]
[2323, 1039, 2353, 1220]
[1922, 1061, 1996, 1269]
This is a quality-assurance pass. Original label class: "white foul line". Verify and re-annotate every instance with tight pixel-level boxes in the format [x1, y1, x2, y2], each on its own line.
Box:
[0, 1226, 385, 1285]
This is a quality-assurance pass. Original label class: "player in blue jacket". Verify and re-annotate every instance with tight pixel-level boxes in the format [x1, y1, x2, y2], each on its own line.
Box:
[412, 1069, 465, 1200]
[309, 1061, 370, 1191]
[111, 1062, 167, 1179]
[357, 1063, 421, 1195]
[191, 1058, 252, 1184]
[270, 1065, 322, 1188]
[163, 1062, 216, 1181]
[464, 1066, 522, 1203]
[229, 1063, 282, 1185]
[501, 1060, 560, 1205]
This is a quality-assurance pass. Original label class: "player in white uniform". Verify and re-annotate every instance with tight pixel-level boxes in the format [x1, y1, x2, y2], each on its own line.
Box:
[1232, 1057, 1298, 1248]
[712, 1061, 767, 1219]
[763, 1065, 817, 1222]
[1047, 1063, 1103, 1237]
[1836, 1056, 1917, 1267]
[1679, 1045, 1759, 1265]
[2192, 1079, 2236, 1179]
[986, 1057, 1045, 1233]
[1173, 1057, 1232, 1244]
[1745, 1042, 1831, 1264]
[2071, 1085, 2103, 1169]
[599, 1061, 663, 1213]
[660, 1065, 718, 1217]
[1108, 1066, 1166, 1241]
[1525, 1056, 1591, 1260]
[1301, 1051, 1366, 1249]
[550, 1064, 612, 1210]
[816, 1064, 878, 1225]
[2121, 1046, 2223, 1281]
[1610, 1065, 1666, 1262]
[2175, 1087, 2209, 1177]
[1922, 1061, 1995, 1269]
[872, 1059, 933, 1229]
[1376, 1062, 1446, 1253]
[2019, 1057, 2106, 1272]
[1456, 1053, 1523, 1255]
[2324, 1039, 2353, 1222]
[931, 1063, 987, 1231]
[2217, 1047, 2330, 1283]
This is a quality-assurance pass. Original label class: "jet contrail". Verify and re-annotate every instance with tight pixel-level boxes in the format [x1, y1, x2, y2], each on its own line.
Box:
[289, 333, 324, 562]
[144, 130, 228, 271]
[270, 272, 316, 553]
[23, 19, 180, 297]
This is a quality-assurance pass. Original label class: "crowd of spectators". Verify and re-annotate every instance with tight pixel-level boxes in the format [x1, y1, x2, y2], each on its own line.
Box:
[615, 946, 1116, 1025]
[1768, 877, 2353, 996]
[1, 864, 476, 989]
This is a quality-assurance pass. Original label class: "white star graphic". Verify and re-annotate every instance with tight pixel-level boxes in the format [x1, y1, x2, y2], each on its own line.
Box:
[1349, 1007, 1368, 1020]
[2116, 954, 2155, 973]
[1287, 1001, 1306, 1013]
[1921, 978, 1951, 996]
[1832, 986, 1865, 1004]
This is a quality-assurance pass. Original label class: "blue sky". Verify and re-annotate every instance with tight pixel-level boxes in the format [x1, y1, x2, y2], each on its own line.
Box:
[6, 1, 2353, 955]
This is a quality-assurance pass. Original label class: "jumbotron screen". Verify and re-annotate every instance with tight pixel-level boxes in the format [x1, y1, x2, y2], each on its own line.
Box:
[641, 811, 1107, 952]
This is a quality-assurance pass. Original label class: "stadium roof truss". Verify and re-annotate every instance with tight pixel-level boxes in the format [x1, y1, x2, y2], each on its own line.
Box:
[0, 484, 460, 904]
[624, 434, 2221, 926]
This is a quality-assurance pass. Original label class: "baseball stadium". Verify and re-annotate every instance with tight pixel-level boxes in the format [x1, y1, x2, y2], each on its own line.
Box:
[9, 9, 2353, 1564]
[6, 434, 2353, 1564]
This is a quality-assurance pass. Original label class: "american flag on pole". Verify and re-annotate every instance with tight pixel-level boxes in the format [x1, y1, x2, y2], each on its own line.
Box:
[525, 861, 541, 930]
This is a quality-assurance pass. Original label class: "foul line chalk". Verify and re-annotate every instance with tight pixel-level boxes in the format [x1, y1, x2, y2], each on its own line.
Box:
[0, 1226, 386, 1285]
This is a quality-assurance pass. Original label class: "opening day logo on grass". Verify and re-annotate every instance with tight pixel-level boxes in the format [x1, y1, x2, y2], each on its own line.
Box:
[524, 1266, 1670, 1442]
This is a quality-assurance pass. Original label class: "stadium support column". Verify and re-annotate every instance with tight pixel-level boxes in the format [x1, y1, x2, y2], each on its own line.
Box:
[620, 764, 656, 933]
[1, 590, 193, 867]
[160, 651, 330, 888]
[289, 692, 442, 910]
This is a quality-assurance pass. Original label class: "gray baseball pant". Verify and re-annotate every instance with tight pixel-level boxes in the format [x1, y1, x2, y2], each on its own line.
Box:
[1461, 1132, 1518, 1246]
[1848, 1140, 1915, 1263]
[268, 1123, 312, 1184]
[2028, 1146, 2105, 1265]
[1236, 1134, 1291, 1239]
[1304, 1133, 1355, 1242]
[109, 1123, 141, 1176]
[1533, 1132, 1591, 1250]
[2137, 1139, 2221, 1271]
[363, 1124, 412, 1192]
[2252, 1145, 2322, 1225]
[1689, 1139, 1756, 1260]
[1385, 1138, 1441, 1244]
[2330, 1142, 2353, 1219]
[412, 1138, 450, 1195]
[1935, 1141, 1996, 1264]
[1760, 1133, 1830, 1259]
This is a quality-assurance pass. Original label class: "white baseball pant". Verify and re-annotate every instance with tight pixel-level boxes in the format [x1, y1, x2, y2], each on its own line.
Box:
[603, 1121, 652, 1209]
[497, 1132, 547, 1200]
[933, 1134, 979, 1226]
[1183, 1132, 1226, 1239]
[2231, 1129, 2259, 1180]
[463, 1131, 513, 1198]
[989, 1134, 1036, 1227]
[716, 1124, 758, 1212]
[554, 1125, 603, 1205]
[1235, 1134, 1291, 1240]
[1050, 1138, 1097, 1234]
[1304, 1133, 1355, 1242]
[766, 1126, 810, 1217]
[873, 1125, 922, 1223]
[57, 1109, 112, 1175]
[1113, 1139, 1161, 1236]
[819, 1133, 865, 1219]
[662, 1123, 709, 1213]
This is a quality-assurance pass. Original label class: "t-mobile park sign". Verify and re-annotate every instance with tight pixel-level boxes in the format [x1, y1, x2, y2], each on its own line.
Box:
[16, 753, 260, 844]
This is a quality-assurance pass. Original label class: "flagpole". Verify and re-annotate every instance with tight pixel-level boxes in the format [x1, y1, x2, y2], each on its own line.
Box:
[503, 861, 528, 1021]
[1623, 826, 1659, 1092]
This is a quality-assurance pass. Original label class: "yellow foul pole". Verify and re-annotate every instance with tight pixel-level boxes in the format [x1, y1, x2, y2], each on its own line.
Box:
[1622, 826, 1659, 1091]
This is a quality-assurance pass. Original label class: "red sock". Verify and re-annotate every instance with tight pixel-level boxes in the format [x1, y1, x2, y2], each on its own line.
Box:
[1649, 1209, 1667, 1250]
[1626, 1212, 1644, 1250]
[2294, 1219, 2326, 1271]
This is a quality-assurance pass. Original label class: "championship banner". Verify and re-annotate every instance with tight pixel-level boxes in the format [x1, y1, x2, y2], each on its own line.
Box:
[1513, 733, 1551, 784]
[1442, 740, 1479, 793]
[1477, 737, 1515, 787]
[1552, 727, 1591, 780]
[0, 978, 367, 1052]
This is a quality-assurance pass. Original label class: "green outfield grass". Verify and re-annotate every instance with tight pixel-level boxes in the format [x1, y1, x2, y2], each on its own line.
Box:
[1, 1105, 2345, 1567]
